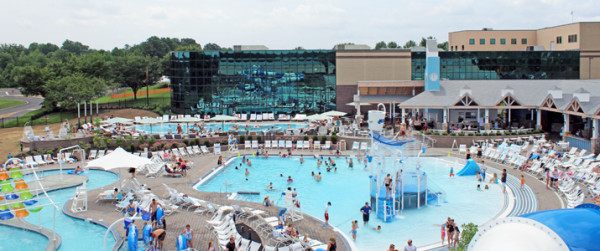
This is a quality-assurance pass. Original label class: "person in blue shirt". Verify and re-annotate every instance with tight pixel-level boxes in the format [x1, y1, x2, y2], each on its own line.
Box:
[360, 202, 372, 224]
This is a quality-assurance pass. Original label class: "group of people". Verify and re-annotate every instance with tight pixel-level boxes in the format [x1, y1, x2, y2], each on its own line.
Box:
[386, 239, 417, 251]
[439, 217, 461, 248]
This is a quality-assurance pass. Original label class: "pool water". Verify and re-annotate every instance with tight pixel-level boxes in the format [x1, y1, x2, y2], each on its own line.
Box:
[133, 123, 306, 134]
[3, 170, 119, 251]
[195, 156, 505, 250]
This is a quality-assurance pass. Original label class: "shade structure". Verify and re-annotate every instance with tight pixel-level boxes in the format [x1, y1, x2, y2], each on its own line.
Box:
[136, 118, 164, 124]
[321, 111, 347, 117]
[345, 102, 371, 106]
[86, 147, 153, 170]
[171, 117, 202, 123]
[210, 115, 238, 121]
[101, 117, 133, 124]
[306, 114, 332, 121]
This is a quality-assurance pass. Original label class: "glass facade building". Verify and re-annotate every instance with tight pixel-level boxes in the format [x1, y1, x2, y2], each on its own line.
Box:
[170, 50, 336, 115]
[411, 51, 580, 80]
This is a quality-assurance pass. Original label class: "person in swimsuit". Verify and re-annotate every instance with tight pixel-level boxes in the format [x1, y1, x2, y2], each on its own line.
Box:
[207, 241, 216, 251]
[441, 225, 446, 245]
[324, 202, 331, 226]
[501, 169, 507, 193]
[521, 175, 525, 190]
[150, 199, 163, 229]
[446, 218, 454, 247]
[384, 174, 392, 199]
[387, 244, 398, 251]
[217, 155, 224, 166]
[300, 155, 304, 164]
[350, 220, 358, 240]
[225, 236, 237, 251]
[181, 224, 193, 249]
[125, 199, 136, 217]
[449, 167, 455, 177]
[150, 229, 166, 250]
[327, 237, 336, 251]
[349, 158, 353, 168]
[360, 202, 372, 224]
[453, 226, 461, 249]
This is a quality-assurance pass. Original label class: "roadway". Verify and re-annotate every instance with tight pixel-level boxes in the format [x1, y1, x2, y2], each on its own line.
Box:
[0, 89, 43, 118]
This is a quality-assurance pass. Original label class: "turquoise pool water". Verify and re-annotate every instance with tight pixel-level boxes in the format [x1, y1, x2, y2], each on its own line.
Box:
[3, 169, 119, 251]
[195, 156, 505, 250]
[132, 123, 306, 134]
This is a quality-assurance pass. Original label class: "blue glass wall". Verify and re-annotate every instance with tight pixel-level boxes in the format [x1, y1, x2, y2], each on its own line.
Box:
[170, 50, 336, 115]
[412, 51, 580, 80]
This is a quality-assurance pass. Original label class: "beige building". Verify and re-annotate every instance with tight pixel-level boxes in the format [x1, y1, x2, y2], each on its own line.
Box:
[449, 22, 600, 52]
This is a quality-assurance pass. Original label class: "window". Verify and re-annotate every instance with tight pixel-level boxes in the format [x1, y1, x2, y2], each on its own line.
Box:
[511, 38, 517, 45]
[480, 39, 485, 45]
[568, 34, 578, 43]
[521, 38, 527, 45]
[500, 38, 506, 44]
[469, 39, 475, 45]
[490, 39, 496, 45]
[556, 36, 562, 44]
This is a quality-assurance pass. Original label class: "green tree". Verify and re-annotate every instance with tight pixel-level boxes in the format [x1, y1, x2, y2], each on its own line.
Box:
[43, 73, 106, 109]
[387, 41, 398, 48]
[403, 40, 417, 48]
[375, 41, 387, 50]
[437, 41, 449, 51]
[61, 40, 90, 55]
[175, 44, 202, 51]
[12, 65, 52, 96]
[203, 43, 221, 51]
[112, 53, 160, 100]
[294, 46, 305, 50]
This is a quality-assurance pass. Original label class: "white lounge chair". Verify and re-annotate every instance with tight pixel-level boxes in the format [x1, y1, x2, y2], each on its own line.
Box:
[278, 140, 285, 149]
[351, 141, 359, 151]
[271, 140, 278, 149]
[257, 114, 263, 121]
[459, 144, 467, 154]
[33, 155, 46, 166]
[360, 142, 368, 152]
[214, 143, 222, 155]
[286, 140, 293, 149]
[192, 145, 201, 155]
[250, 114, 257, 121]
[25, 156, 38, 167]
[201, 145, 210, 154]
[296, 141, 303, 149]
[265, 141, 271, 149]
[97, 150, 106, 158]
[252, 140, 259, 149]
[88, 150, 97, 159]
[314, 141, 321, 151]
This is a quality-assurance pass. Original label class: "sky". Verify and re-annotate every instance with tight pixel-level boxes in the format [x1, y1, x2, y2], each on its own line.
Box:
[2, 0, 600, 50]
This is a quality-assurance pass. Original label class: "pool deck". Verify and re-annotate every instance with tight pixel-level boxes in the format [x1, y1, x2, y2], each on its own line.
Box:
[0, 173, 88, 251]
[22, 146, 565, 251]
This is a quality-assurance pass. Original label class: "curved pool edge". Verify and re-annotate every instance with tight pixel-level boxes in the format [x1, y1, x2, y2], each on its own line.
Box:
[62, 198, 124, 251]
[0, 219, 61, 251]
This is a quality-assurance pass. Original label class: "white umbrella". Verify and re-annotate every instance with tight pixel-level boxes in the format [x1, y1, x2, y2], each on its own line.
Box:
[101, 117, 133, 124]
[86, 147, 153, 170]
[171, 117, 202, 123]
[211, 115, 238, 130]
[306, 114, 332, 121]
[345, 102, 370, 106]
[322, 110, 347, 117]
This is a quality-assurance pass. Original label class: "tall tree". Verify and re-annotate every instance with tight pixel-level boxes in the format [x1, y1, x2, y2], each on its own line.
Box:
[175, 44, 202, 51]
[294, 46, 305, 50]
[61, 40, 90, 55]
[387, 41, 398, 48]
[437, 41, 449, 51]
[403, 40, 417, 48]
[43, 73, 106, 109]
[203, 43, 221, 51]
[12, 65, 52, 96]
[375, 41, 387, 50]
[112, 53, 160, 100]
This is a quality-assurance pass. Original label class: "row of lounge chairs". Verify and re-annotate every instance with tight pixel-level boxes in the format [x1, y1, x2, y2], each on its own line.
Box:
[244, 140, 338, 151]
[134, 113, 308, 123]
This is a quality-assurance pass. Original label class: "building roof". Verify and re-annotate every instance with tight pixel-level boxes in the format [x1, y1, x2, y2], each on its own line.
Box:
[398, 79, 600, 117]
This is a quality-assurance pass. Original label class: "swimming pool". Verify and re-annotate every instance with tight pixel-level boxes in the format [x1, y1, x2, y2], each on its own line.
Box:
[3, 169, 119, 251]
[132, 123, 306, 134]
[194, 156, 505, 250]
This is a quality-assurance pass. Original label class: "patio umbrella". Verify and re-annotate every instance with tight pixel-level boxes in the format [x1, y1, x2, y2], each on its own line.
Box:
[86, 147, 152, 170]
[306, 114, 332, 121]
[345, 102, 370, 106]
[322, 110, 347, 117]
[210, 115, 239, 130]
[135, 117, 163, 134]
[171, 117, 203, 134]
[101, 117, 133, 124]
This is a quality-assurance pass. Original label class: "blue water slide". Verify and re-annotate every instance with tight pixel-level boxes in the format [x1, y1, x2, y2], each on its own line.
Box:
[128, 224, 138, 251]
[372, 132, 415, 146]
[519, 204, 600, 251]
[457, 159, 480, 176]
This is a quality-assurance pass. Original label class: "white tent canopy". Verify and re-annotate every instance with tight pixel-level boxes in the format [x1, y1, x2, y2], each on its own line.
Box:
[86, 147, 153, 170]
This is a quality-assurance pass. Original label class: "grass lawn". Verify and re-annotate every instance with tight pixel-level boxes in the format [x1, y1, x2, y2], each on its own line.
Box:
[0, 98, 27, 109]
[96, 83, 169, 104]
[1, 109, 78, 128]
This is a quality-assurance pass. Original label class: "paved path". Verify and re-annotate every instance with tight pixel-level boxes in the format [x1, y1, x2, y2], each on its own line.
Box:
[0, 89, 43, 118]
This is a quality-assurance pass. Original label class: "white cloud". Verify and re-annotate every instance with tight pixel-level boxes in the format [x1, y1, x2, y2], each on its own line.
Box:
[0, 0, 599, 49]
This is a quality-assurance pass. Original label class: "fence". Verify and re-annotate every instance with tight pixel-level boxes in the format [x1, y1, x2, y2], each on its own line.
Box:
[566, 136, 591, 152]
[0, 111, 79, 128]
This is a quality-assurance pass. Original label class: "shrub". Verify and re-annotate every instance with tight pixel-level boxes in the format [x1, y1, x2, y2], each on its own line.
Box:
[147, 136, 156, 145]
[511, 131, 517, 135]
[150, 142, 162, 151]
[102, 136, 112, 148]
[467, 133, 474, 136]
[312, 135, 318, 142]
[424, 131, 432, 135]
[320, 136, 327, 144]
[115, 137, 124, 147]
[257, 135, 263, 143]
[450, 132, 457, 136]
[475, 133, 481, 136]
[193, 138, 200, 146]
[247, 135, 253, 141]
[454, 222, 478, 251]
[303, 135, 309, 141]
[128, 144, 136, 153]
[331, 135, 338, 144]
[93, 135, 101, 147]
[442, 132, 449, 136]
[183, 139, 189, 146]
[138, 136, 146, 144]
[125, 135, 133, 143]
[433, 132, 440, 135]
[204, 140, 211, 147]
[481, 132, 488, 136]
[458, 132, 465, 136]
[496, 132, 502, 136]
[239, 135, 245, 144]
[138, 143, 149, 150]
